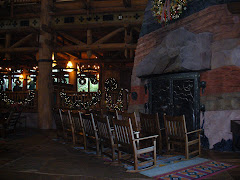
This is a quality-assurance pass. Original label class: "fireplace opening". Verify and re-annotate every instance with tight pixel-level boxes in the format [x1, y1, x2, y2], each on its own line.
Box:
[147, 72, 200, 132]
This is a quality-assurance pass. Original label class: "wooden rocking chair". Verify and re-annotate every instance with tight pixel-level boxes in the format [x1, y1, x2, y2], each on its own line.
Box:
[95, 115, 117, 161]
[113, 118, 158, 172]
[53, 109, 64, 139]
[79, 112, 100, 156]
[163, 114, 202, 159]
[139, 112, 164, 155]
[68, 110, 86, 148]
[59, 109, 74, 142]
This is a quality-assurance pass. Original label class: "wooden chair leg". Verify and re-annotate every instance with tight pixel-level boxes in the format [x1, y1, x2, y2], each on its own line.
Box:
[111, 146, 115, 161]
[83, 136, 87, 150]
[167, 142, 171, 154]
[158, 139, 162, 155]
[118, 150, 121, 164]
[198, 133, 201, 156]
[100, 141, 104, 155]
[96, 140, 100, 156]
[154, 141, 157, 166]
[134, 153, 138, 171]
[185, 142, 189, 159]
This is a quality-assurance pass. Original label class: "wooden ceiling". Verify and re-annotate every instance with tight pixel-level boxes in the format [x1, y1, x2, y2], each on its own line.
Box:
[0, 0, 148, 68]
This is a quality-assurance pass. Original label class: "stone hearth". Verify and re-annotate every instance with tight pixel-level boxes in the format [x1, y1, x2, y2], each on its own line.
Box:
[130, 1, 240, 150]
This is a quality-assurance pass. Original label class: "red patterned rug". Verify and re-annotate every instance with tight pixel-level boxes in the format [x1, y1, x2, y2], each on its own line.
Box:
[154, 160, 237, 180]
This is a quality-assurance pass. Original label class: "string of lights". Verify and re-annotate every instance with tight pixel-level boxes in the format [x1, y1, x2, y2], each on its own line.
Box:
[105, 88, 124, 111]
[0, 90, 35, 106]
[59, 90, 102, 109]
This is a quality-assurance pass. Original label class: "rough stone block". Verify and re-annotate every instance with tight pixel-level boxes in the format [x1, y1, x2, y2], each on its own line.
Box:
[135, 28, 213, 77]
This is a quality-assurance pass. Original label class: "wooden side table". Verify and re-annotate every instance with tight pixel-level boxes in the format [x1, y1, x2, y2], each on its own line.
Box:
[231, 120, 240, 151]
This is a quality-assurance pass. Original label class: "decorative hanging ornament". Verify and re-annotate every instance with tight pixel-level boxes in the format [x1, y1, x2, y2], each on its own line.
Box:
[104, 78, 118, 92]
[90, 76, 98, 85]
[0, 78, 4, 85]
[152, 0, 188, 24]
[79, 77, 86, 85]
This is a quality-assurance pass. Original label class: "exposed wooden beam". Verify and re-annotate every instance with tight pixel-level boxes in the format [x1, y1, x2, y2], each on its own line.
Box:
[65, 52, 79, 59]
[53, 21, 142, 30]
[56, 52, 69, 60]
[58, 32, 86, 45]
[0, 27, 39, 34]
[87, 29, 92, 58]
[123, 0, 131, 8]
[10, 33, 35, 48]
[0, 47, 39, 53]
[54, 43, 137, 52]
[93, 27, 124, 44]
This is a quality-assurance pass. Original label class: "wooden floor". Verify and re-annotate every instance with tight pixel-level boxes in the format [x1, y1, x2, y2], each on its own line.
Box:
[0, 129, 239, 180]
[201, 149, 240, 180]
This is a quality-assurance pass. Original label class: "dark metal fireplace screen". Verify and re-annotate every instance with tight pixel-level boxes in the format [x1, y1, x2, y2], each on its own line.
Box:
[148, 72, 200, 131]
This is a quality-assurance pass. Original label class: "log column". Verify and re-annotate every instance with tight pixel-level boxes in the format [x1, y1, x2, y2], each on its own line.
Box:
[8, 75, 12, 91]
[38, 0, 53, 129]
[87, 29, 92, 58]
[22, 69, 28, 91]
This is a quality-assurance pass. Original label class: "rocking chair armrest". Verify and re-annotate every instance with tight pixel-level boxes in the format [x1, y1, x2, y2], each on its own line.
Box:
[133, 131, 140, 135]
[134, 135, 158, 141]
[186, 129, 202, 135]
[160, 128, 165, 131]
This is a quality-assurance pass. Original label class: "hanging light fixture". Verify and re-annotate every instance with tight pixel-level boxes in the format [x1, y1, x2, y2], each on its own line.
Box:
[66, 61, 73, 72]
[52, 52, 57, 67]
[19, 74, 24, 82]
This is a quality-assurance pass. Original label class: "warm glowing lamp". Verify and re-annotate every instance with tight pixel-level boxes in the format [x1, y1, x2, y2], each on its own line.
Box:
[52, 52, 57, 67]
[19, 74, 24, 81]
[66, 61, 73, 72]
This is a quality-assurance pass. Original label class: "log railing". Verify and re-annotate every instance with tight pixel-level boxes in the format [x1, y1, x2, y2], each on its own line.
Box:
[0, 89, 129, 112]
[55, 91, 101, 110]
[0, 91, 38, 112]
[55, 90, 129, 111]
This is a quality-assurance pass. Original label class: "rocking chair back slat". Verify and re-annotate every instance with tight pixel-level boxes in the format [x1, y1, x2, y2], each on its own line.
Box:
[113, 119, 133, 148]
[139, 112, 163, 154]
[121, 112, 139, 132]
[79, 112, 100, 155]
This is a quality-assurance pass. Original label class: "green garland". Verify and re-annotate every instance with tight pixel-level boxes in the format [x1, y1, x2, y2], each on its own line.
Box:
[104, 78, 118, 92]
[105, 88, 124, 112]
[152, 0, 188, 24]
[60, 90, 102, 109]
[0, 90, 35, 106]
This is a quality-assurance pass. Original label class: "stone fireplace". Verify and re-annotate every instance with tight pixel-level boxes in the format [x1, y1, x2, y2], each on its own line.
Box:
[129, 1, 240, 150]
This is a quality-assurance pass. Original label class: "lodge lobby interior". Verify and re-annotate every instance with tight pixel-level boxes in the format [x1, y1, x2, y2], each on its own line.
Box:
[0, 0, 240, 179]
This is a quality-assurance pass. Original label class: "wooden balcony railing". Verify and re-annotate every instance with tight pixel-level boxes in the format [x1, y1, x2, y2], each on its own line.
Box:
[55, 91, 102, 110]
[0, 90, 38, 112]
[55, 90, 129, 111]
[0, 89, 129, 113]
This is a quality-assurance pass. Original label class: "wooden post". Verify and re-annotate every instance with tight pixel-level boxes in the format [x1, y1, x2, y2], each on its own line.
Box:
[38, 0, 54, 129]
[5, 33, 11, 60]
[8, 74, 12, 91]
[124, 27, 128, 59]
[87, 29, 92, 58]
[22, 69, 28, 91]
[69, 59, 77, 91]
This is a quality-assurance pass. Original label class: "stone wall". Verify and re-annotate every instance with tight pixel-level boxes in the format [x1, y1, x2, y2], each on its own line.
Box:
[130, 3, 240, 149]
